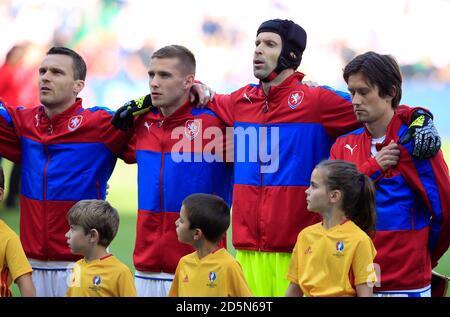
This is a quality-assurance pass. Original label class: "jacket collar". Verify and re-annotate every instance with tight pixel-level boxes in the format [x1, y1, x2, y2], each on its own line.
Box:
[257, 71, 305, 95]
[152, 99, 194, 122]
[39, 98, 83, 121]
[362, 111, 402, 146]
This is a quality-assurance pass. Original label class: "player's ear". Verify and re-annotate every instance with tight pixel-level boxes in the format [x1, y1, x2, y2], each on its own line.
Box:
[329, 189, 342, 204]
[384, 85, 396, 105]
[193, 228, 203, 241]
[89, 228, 100, 244]
[184, 74, 195, 90]
[73, 79, 85, 96]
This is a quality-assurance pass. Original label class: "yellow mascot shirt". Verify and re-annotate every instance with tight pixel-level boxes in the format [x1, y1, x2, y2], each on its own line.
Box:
[169, 248, 252, 297]
[66, 254, 136, 297]
[0, 220, 32, 297]
[286, 220, 377, 297]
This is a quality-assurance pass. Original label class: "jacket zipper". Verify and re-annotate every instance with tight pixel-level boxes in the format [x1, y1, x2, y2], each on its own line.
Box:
[158, 119, 165, 272]
[42, 122, 53, 259]
[256, 97, 269, 250]
[159, 119, 165, 213]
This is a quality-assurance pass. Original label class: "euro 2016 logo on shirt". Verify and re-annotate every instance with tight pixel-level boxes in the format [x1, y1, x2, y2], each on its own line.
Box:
[207, 271, 217, 288]
[209, 271, 217, 283]
[333, 241, 345, 258]
[93, 275, 102, 286]
[288, 91, 304, 109]
[68, 115, 83, 131]
[89, 275, 102, 292]
[184, 119, 201, 140]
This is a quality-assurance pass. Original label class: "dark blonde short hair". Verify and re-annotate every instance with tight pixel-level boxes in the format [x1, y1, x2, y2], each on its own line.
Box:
[67, 200, 119, 247]
[152, 45, 196, 76]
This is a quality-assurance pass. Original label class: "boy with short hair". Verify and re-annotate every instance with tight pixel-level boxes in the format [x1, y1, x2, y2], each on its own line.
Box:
[65, 199, 136, 297]
[0, 166, 35, 297]
[169, 193, 252, 297]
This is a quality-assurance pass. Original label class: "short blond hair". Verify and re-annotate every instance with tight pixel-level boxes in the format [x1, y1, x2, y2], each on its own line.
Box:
[67, 200, 119, 247]
[152, 45, 196, 76]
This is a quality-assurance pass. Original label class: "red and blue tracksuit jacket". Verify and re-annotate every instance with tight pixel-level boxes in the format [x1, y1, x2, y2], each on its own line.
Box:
[0, 98, 132, 261]
[123, 101, 233, 273]
[207, 72, 417, 253]
[330, 112, 450, 291]
[207, 72, 361, 252]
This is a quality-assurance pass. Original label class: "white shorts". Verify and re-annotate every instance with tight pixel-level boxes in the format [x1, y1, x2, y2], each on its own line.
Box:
[134, 271, 174, 297]
[29, 259, 75, 297]
[373, 285, 431, 297]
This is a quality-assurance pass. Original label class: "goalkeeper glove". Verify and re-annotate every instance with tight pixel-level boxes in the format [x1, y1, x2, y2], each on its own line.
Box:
[111, 94, 153, 131]
[400, 109, 441, 159]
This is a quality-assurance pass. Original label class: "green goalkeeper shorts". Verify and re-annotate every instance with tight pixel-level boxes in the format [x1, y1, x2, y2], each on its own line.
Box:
[236, 250, 292, 297]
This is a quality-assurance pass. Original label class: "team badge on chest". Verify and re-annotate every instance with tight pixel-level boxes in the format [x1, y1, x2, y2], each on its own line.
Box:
[333, 241, 345, 258]
[93, 275, 102, 286]
[288, 91, 304, 109]
[207, 271, 217, 288]
[68, 115, 83, 131]
[184, 119, 201, 140]
[336, 241, 344, 252]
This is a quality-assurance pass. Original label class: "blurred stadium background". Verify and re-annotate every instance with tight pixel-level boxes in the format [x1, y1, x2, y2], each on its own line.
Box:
[0, 0, 449, 296]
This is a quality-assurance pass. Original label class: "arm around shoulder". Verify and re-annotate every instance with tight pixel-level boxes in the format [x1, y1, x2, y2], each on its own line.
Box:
[206, 93, 235, 127]
[0, 102, 21, 163]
